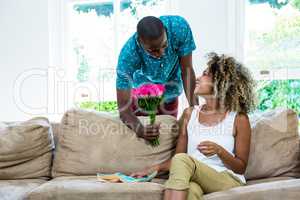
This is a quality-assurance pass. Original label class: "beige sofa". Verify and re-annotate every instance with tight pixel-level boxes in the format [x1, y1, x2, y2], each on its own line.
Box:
[0, 108, 300, 200]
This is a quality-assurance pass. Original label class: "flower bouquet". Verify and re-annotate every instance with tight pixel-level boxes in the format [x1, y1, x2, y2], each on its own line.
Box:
[132, 83, 165, 146]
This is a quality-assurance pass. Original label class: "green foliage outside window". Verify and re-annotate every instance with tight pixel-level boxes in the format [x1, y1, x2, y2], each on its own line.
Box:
[249, 0, 300, 9]
[257, 80, 300, 115]
[78, 101, 118, 113]
[249, 0, 289, 9]
[292, 0, 300, 10]
[73, 0, 163, 17]
[74, 41, 90, 82]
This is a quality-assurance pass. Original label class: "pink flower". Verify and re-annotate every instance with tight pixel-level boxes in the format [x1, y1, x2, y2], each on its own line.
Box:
[132, 84, 165, 98]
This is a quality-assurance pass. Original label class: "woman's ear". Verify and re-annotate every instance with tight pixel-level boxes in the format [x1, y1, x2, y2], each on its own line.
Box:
[212, 83, 218, 98]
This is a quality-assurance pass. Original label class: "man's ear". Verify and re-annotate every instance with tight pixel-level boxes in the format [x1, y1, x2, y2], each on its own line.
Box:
[138, 37, 145, 45]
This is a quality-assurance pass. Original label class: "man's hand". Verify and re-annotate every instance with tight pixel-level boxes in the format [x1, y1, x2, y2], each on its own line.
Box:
[117, 89, 161, 142]
[137, 123, 161, 141]
[197, 141, 223, 157]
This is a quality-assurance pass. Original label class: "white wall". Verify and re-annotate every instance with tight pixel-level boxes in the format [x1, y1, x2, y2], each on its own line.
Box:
[174, 0, 243, 74]
[0, 0, 242, 121]
[0, 0, 49, 121]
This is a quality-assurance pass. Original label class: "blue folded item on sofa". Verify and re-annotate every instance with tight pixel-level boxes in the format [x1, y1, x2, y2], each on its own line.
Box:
[97, 171, 158, 183]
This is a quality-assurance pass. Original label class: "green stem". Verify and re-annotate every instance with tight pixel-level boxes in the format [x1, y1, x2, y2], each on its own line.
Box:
[149, 111, 160, 147]
[149, 112, 156, 125]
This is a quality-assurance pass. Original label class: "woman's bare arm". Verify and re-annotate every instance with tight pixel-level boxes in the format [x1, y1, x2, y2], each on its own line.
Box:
[217, 113, 251, 174]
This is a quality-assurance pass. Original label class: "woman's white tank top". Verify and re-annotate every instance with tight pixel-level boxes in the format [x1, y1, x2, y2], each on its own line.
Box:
[187, 106, 246, 184]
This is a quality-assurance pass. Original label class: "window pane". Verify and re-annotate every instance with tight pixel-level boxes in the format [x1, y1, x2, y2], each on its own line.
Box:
[68, 1, 115, 105]
[246, 1, 300, 123]
[117, 0, 169, 53]
[245, 2, 300, 72]
[67, 0, 169, 109]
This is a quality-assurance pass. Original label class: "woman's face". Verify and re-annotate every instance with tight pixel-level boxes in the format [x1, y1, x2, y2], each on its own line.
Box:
[194, 68, 214, 96]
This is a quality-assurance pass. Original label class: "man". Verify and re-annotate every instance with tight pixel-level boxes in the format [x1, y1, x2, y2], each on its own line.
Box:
[116, 15, 197, 142]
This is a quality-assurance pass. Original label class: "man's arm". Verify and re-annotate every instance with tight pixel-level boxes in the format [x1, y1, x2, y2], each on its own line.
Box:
[174, 16, 197, 106]
[180, 53, 198, 106]
[117, 89, 142, 135]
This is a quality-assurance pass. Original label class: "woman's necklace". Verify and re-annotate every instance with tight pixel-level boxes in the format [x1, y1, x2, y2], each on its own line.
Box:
[198, 105, 228, 126]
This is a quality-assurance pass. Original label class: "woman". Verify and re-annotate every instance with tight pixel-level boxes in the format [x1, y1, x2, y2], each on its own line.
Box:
[131, 52, 256, 200]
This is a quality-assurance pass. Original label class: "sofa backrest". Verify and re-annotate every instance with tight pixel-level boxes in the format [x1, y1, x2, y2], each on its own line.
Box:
[245, 108, 300, 180]
[0, 117, 53, 180]
[50, 122, 60, 146]
[49, 108, 300, 180]
[51, 109, 179, 178]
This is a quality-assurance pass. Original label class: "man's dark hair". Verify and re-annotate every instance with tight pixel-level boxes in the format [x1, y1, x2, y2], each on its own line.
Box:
[137, 16, 164, 40]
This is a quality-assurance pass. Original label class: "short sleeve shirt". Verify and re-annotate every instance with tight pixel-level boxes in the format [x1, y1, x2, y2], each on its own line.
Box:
[116, 15, 196, 102]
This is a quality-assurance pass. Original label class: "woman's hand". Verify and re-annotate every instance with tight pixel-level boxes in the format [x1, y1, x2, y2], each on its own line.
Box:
[130, 165, 159, 178]
[197, 141, 223, 157]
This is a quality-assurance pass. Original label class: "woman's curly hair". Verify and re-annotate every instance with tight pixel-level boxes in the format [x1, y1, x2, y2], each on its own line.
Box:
[206, 52, 256, 114]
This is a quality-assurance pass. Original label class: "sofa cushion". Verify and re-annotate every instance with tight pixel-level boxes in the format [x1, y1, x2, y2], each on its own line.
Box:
[0, 117, 54, 179]
[245, 108, 300, 180]
[245, 176, 295, 185]
[52, 109, 179, 178]
[50, 122, 60, 145]
[27, 176, 164, 200]
[204, 179, 300, 200]
[26, 176, 300, 200]
[0, 179, 46, 200]
[152, 176, 295, 186]
[151, 178, 167, 185]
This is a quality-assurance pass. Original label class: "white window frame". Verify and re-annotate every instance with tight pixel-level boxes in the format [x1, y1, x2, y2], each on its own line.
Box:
[227, 0, 246, 63]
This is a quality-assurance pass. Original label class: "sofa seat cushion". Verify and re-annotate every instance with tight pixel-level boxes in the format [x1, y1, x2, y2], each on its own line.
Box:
[246, 176, 295, 185]
[151, 178, 167, 185]
[204, 179, 300, 200]
[0, 179, 46, 200]
[150, 176, 296, 186]
[27, 176, 300, 200]
[27, 176, 164, 200]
